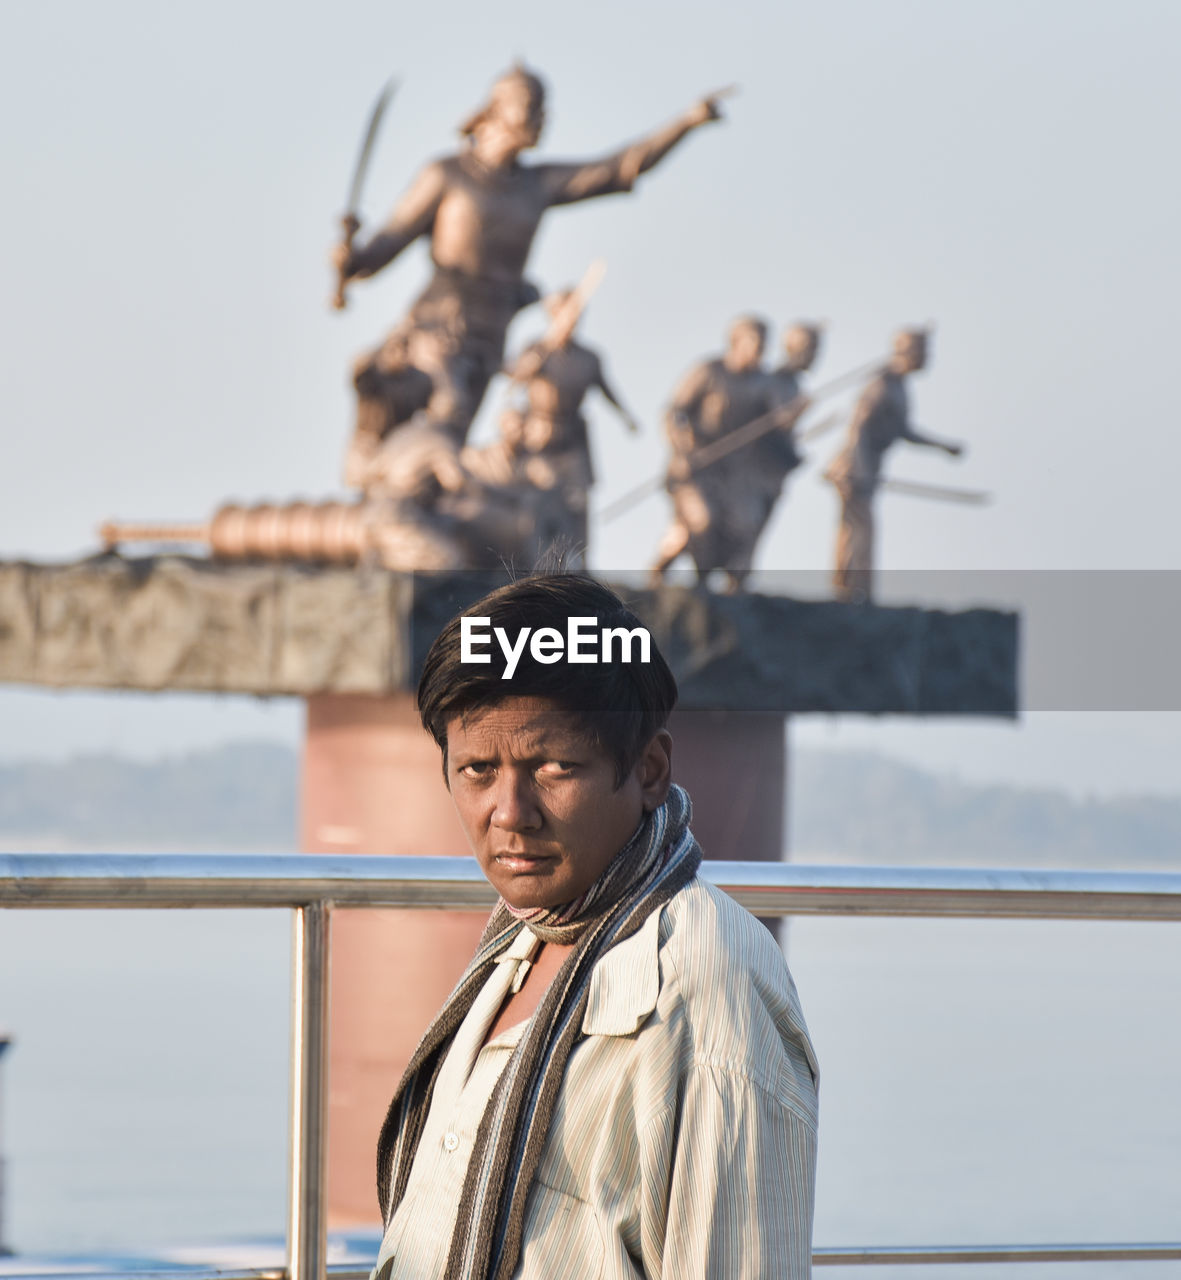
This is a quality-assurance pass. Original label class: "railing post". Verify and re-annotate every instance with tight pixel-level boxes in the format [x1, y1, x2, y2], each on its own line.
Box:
[288, 902, 331, 1280]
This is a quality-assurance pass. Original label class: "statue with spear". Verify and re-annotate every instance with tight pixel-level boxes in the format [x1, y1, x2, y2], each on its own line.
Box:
[648, 315, 778, 591]
[495, 265, 639, 557]
[824, 328, 967, 602]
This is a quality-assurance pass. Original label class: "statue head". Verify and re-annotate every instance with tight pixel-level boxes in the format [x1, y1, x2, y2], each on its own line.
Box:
[891, 327, 931, 374]
[461, 64, 548, 166]
[724, 315, 768, 373]
[781, 322, 823, 374]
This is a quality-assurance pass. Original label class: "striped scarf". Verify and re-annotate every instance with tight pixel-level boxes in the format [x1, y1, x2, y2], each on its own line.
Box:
[375, 783, 701, 1280]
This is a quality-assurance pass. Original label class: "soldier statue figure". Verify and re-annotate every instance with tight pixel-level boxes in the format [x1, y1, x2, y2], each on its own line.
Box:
[825, 328, 964, 602]
[649, 315, 777, 591]
[502, 286, 640, 557]
[733, 321, 824, 572]
[334, 66, 725, 467]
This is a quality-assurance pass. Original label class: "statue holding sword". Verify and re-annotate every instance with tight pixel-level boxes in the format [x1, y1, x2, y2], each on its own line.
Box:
[331, 65, 728, 460]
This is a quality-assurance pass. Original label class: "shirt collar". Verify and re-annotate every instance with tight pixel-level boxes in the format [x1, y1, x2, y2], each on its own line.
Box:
[581, 905, 664, 1037]
[495, 927, 542, 963]
[490, 911, 664, 1038]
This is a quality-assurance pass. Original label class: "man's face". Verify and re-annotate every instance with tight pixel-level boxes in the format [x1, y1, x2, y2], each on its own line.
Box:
[784, 328, 820, 373]
[726, 323, 765, 373]
[496, 79, 545, 141]
[892, 334, 929, 374]
[444, 696, 670, 911]
[477, 81, 545, 166]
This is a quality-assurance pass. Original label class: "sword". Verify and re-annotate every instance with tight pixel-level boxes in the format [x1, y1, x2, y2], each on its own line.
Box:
[879, 477, 991, 504]
[331, 76, 398, 311]
[506, 259, 607, 386]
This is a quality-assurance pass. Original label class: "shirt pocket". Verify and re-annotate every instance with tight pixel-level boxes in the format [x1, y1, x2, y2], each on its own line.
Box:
[516, 1179, 605, 1279]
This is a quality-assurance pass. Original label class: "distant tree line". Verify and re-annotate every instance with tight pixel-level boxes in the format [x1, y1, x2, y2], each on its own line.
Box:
[1, 742, 1178, 867]
[0, 742, 298, 850]
[793, 750, 1181, 868]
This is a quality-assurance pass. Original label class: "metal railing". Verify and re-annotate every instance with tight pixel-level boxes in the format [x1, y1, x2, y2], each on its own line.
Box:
[3, 853, 1181, 1274]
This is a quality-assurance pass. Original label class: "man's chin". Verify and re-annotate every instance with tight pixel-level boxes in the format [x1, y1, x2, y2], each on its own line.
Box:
[494, 874, 566, 913]
[499, 890, 562, 911]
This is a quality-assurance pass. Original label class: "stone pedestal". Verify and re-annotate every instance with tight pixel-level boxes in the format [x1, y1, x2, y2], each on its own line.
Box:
[302, 693, 790, 1227]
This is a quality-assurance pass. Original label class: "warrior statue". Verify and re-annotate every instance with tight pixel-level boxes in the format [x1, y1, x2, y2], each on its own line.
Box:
[649, 315, 777, 591]
[824, 328, 964, 602]
[354, 411, 569, 571]
[729, 320, 824, 569]
[502, 285, 639, 556]
[460, 406, 576, 567]
[333, 65, 725, 467]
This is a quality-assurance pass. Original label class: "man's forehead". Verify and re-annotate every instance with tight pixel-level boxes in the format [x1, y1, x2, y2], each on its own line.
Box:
[448, 697, 597, 750]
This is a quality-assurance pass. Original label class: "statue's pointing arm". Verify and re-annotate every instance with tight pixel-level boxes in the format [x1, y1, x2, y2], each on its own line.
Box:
[539, 94, 722, 207]
[901, 421, 966, 456]
[343, 160, 448, 279]
[595, 355, 640, 434]
[897, 386, 965, 457]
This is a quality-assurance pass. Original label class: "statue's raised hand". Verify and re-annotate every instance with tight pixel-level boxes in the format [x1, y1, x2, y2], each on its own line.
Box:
[330, 213, 362, 310]
[691, 85, 737, 127]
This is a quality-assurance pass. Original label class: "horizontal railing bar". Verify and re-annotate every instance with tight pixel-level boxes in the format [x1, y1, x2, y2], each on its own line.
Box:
[812, 1241, 1181, 1264]
[0, 1271, 289, 1280]
[2, 853, 1181, 920]
[7, 1241, 1180, 1280]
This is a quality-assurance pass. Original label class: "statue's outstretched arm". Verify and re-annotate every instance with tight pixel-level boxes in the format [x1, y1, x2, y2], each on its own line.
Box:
[344, 160, 447, 278]
[596, 358, 640, 434]
[539, 93, 723, 207]
[902, 424, 965, 456]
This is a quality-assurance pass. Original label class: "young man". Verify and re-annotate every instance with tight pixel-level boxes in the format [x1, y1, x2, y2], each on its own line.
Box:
[373, 575, 818, 1279]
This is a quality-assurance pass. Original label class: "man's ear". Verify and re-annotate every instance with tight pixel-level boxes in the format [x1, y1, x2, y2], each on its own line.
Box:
[638, 730, 673, 812]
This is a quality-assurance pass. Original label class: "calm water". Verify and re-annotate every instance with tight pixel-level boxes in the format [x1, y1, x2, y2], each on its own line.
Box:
[1, 904, 1179, 1278]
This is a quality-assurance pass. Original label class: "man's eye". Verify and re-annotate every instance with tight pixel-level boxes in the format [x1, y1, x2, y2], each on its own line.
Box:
[538, 760, 576, 776]
[459, 761, 492, 778]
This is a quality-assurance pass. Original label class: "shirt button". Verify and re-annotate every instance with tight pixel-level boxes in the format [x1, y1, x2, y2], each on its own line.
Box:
[443, 1131, 460, 1152]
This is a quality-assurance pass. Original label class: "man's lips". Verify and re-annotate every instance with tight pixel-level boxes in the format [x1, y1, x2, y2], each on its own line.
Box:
[493, 851, 556, 872]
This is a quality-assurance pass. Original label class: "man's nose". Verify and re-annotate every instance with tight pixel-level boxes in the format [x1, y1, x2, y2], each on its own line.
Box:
[490, 771, 542, 830]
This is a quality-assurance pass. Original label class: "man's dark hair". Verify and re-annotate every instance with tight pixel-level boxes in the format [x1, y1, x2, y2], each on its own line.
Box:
[417, 574, 678, 786]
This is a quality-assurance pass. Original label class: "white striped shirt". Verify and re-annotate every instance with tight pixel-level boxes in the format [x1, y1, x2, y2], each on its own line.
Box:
[375, 875, 819, 1278]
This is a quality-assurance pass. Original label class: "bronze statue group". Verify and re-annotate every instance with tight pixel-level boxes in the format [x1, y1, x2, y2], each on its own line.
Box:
[333, 65, 968, 600]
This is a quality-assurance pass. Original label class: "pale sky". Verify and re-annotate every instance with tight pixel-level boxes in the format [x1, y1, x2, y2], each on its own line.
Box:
[1, 0, 1179, 797]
